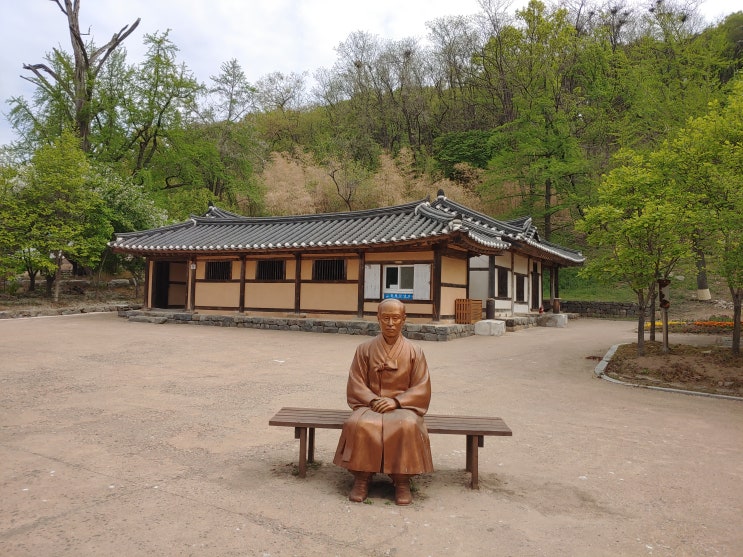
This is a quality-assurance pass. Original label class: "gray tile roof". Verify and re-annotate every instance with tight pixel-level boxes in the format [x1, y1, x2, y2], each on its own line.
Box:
[110, 194, 585, 265]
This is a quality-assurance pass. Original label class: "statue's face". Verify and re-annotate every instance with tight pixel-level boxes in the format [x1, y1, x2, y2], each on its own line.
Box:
[377, 301, 406, 343]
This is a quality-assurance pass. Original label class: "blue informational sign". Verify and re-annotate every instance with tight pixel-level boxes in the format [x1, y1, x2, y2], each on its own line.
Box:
[384, 292, 413, 300]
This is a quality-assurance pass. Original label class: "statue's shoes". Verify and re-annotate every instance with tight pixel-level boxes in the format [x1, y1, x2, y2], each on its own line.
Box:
[393, 477, 412, 505]
[348, 473, 371, 502]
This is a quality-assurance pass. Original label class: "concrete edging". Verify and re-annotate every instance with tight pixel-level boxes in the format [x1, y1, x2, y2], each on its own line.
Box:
[595, 343, 743, 402]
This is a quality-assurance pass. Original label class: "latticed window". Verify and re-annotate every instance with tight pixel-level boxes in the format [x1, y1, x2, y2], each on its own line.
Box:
[256, 260, 285, 280]
[205, 261, 232, 281]
[312, 259, 346, 281]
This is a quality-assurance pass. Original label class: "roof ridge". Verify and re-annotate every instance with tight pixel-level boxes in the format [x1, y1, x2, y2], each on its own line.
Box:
[193, 199, 429, 225]
[433, 196, 530, 235]
[113, 218, 196, 239]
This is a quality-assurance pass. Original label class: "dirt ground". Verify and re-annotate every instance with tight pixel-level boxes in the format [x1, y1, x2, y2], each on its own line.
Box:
[1, 312, 741, 556]
[605, 341, 742, 397]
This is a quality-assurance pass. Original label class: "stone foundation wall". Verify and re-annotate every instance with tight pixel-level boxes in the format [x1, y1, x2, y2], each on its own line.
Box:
[559, 300, 640, 318]
[120, 310, 474, 342]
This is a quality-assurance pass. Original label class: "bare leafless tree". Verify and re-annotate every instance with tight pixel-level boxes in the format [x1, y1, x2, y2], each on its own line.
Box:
[22, 0, 140, 152]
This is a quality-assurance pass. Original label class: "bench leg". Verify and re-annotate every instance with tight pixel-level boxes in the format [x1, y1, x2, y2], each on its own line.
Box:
[294, 427, 308, 478]
[293, 427, 317, 477]
[466, 435, 483, 489]
[308, 428, 315, 464]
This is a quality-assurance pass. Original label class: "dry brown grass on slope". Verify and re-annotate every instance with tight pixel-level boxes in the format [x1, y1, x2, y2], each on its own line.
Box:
[259, 148, 488, 216]
[261, 151, 326, 215]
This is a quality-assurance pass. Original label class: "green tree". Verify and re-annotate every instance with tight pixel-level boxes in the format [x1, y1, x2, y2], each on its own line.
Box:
[88, 164, 166, 294]
[188, 59, 265, 215]
[16, 132, 113, 300]
[0, 162, 25, 284]
[481, 1, 591, 240]
[7, 49, 76, 155]
[576, 148, 695, 355]
[599, 1, 729, 153]
[664, 80, 743, 355]
[125, 31, 201, 178]
[433, 130, 494, 180]
[252, 70, 309, 153]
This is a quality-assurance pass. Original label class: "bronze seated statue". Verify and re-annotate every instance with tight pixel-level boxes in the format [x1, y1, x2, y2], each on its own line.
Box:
[333, 298, 433, 505]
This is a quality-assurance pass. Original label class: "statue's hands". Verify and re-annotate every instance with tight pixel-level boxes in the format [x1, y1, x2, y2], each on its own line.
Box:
[370, 397, 398, 413]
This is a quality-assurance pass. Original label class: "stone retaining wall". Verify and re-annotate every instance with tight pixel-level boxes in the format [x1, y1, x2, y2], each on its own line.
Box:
[559, 300, 640, 318]
[120, 310, 474, 342]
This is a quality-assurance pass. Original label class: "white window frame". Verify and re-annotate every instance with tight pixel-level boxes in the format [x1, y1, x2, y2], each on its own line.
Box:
[384, 264, 414, 299]
[378, 263, 431, 301]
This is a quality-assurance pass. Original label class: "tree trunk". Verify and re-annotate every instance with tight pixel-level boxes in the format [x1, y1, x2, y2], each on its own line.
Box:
[636, 292, 646, 356]
[543, 177, 552, 241]
[45, 274, 54, 298]
[694, 240, 711, 301]
[649, 291, 657, 341]
[731, 286, 741, 357]
[53, 252, 62, 302]
[661, 306, 670, 354]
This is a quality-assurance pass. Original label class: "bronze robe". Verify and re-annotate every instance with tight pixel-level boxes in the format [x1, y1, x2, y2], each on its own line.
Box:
[333, 334, 434, 475]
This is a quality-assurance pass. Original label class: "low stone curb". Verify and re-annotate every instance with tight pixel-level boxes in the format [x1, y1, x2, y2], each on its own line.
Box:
[595, 343, 743, 402]
[0, 303, 141, 320]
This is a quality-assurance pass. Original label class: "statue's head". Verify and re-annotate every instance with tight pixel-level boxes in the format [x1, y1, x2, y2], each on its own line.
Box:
[377, 298, 406, 343]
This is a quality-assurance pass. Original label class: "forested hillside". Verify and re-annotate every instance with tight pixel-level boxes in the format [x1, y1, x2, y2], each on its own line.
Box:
[1, 1, 742, 344]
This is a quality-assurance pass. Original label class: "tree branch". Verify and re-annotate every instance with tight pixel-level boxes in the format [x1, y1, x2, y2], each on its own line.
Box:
[52, 0, 67, 16]
[21, 63, 73, 98]
[90, 19, 141, 76]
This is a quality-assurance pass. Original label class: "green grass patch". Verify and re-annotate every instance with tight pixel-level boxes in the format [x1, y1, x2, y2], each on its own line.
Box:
[547, 268, 636, 302]
[548, 267, 719, 303]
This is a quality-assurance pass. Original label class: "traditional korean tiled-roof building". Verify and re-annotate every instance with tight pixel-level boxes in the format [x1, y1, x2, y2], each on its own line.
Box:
[110, 192, 584, 321]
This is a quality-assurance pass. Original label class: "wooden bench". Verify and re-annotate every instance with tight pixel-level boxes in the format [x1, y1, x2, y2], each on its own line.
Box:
[269, 407, 512, 489]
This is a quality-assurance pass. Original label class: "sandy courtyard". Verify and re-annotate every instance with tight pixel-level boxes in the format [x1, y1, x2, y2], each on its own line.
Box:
[1, 313, 741, 556]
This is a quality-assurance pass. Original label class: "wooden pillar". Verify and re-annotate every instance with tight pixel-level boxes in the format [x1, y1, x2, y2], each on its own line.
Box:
[143, 258, 151, 309]
[294, 253, 301, 314]
[432, 247, 442, 322]
[551, 266, 561, 314]
[465, 253, 471, 299]
[488, 255, 496, 299]
[356, 252, 365, 318]
[510, 252, 515, 315]
[239, 256, 246, 313]
[188, 257, 196, 311]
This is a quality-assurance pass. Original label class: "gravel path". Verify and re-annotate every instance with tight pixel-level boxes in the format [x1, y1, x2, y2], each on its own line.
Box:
[1, 313, 741, 556]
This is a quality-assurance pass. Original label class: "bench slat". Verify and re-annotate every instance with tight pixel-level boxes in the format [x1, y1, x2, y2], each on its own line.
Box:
[269, 407, 512, 436]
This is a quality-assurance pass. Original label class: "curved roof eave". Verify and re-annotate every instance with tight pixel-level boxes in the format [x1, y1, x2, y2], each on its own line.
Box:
[108, 234, 448, 257]
[513, 237, 585, 265]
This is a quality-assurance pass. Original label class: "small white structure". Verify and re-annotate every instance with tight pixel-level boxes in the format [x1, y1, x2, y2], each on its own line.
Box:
[474, 319, 506, 336]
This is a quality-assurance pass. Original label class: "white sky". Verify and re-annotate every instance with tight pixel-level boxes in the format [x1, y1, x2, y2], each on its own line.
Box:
[0, 0, 736, 146]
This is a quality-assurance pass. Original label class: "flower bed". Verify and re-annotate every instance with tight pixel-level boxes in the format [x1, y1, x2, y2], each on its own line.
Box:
[645, 320, 741, 334]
